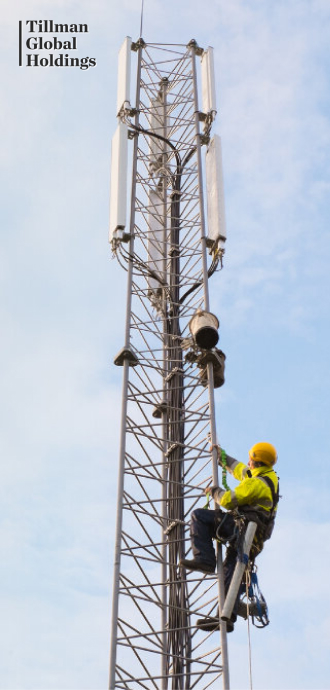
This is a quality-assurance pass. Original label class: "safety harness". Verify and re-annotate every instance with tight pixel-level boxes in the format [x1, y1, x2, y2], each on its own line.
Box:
[258, 473, 280, 539]
[239, 472, 280, 543]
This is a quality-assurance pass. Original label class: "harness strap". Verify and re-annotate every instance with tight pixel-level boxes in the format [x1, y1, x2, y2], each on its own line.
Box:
[258, 474, 280, 519]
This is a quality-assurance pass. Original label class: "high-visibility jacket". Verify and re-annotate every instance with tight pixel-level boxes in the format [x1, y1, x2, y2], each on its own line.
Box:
[213, 454, 279, 517]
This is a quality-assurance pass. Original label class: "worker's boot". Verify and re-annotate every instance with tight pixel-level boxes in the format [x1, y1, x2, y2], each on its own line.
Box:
[196, 616, 235, 633]
[179, 558, 215, 574]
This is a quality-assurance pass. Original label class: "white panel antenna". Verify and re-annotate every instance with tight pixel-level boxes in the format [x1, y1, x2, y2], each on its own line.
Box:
[109, 121, 128, 242]
[116, 36, 132, 116]
[201, 47, 217, 116]
[205, 134, 226, 247]
[109, 37, 132, 244]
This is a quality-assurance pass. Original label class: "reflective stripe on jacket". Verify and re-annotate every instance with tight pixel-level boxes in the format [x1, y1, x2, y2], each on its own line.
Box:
[213, 454, 279, 514]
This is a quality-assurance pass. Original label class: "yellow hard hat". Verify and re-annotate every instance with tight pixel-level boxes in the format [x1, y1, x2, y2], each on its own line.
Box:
[249, 442, 277, 466]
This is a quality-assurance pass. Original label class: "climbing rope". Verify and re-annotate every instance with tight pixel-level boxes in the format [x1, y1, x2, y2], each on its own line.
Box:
[240, 561, 270, 690]
[245, 570, 254, 690]
[247, 606, 253, 690]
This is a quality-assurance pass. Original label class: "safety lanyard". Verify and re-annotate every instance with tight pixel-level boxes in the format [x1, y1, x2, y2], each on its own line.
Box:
[221, 449, 230, 491]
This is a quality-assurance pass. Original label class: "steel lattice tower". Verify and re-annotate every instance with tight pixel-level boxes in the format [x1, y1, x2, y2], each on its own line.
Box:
[109, 38, 229, 690]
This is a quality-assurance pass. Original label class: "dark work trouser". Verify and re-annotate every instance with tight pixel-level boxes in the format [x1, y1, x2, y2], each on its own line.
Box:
[190, 508, 239, 619]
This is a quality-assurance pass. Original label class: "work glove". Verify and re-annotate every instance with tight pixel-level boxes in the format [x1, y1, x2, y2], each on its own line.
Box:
[204, 485, 224, 498]
[210, 443, 221, 459]
[210, 444, 227, 468]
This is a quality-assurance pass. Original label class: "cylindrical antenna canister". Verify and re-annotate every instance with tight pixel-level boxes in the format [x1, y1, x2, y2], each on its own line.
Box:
[189, 310, 219, 349]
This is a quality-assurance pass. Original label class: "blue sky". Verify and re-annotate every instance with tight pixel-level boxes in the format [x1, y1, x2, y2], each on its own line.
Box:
[1, 0, 330, 688]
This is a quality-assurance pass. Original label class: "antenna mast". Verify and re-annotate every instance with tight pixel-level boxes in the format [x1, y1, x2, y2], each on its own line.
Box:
[109, 38, 228, 689]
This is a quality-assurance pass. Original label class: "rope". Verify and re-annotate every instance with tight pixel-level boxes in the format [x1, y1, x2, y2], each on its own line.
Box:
[246, 571, 253, 690]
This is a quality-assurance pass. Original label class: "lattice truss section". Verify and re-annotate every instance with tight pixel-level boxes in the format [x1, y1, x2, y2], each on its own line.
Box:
[112, 43, 224, 689]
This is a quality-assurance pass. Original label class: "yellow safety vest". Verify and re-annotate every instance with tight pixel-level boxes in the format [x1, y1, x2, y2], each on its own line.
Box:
[217, 461, 279, 515]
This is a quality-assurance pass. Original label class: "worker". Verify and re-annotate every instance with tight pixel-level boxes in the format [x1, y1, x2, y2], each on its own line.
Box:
[179, 442, 279, 632]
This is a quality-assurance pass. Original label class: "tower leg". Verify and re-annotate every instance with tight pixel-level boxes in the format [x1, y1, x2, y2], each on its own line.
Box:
[221, 522, 257, 622]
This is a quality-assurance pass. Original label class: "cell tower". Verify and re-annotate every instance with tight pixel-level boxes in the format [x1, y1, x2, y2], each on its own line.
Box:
[109, 38, 229, 689]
